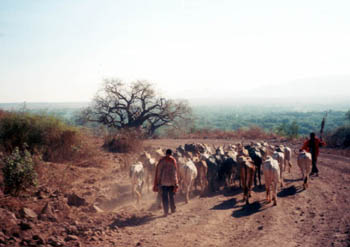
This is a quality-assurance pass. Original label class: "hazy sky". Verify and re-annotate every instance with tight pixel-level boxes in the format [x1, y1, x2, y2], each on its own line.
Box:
[1, 0, 350, 103]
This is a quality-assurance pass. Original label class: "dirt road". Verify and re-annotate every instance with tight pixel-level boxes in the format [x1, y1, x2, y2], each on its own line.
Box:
[1, 139, 349, 247]
[100, 140, 350, 247]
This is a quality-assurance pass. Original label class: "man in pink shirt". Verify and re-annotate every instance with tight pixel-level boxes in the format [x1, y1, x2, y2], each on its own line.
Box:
[153, 149, 179, 216]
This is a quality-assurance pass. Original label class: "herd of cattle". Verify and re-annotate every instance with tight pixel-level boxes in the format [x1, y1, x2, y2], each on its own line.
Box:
[129, 142, 313, 206]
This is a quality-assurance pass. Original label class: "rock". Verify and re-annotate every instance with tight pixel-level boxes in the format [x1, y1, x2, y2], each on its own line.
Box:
[19, 208, 37, 219]
[83, 204, 104, 213]
[67, 193, 87, 207]
[65, 235, 79, 242]
[89, 236, 99, 242]
[65, 225, 79, 235]
[0, 208, 18, 224]
[0, 208, 20, 237]
[48, 237, 64, 246]
[19, 221, 33, 231]
[0, 232, 6, 244]
[32, 235, 45, 245]
[39, 202, 57, 222]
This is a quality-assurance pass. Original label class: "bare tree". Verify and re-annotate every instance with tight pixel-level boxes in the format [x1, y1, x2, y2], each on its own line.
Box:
[81, 79, 192, 136]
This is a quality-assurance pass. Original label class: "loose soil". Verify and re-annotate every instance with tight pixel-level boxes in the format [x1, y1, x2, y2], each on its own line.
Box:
[0, 138, 349, 247]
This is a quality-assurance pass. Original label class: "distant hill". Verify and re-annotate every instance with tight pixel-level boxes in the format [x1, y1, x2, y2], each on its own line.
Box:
[0, 102, 89, 111]
[188, 76, 350, 111]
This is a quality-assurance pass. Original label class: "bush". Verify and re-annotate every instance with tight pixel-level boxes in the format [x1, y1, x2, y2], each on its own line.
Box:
[103, 128, 143, 153]
[2, 146, 37, 196]
[325, 126, 350, 148]
[0, 112, 84, 162]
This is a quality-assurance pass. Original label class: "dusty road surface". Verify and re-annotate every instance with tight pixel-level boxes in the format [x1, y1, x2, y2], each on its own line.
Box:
[0, 138, 349, 247]
[95, 139, 350, 247]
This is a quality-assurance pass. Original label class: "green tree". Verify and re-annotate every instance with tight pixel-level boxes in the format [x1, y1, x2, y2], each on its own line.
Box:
[287, 121, 299, 139]
[275, 122, 288, 136]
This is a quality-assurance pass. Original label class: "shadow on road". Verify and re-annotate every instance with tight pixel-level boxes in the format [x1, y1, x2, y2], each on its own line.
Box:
[109, 214, 159, 229]
[223, 187, 242, 197]
[231, 201, 266, 218]
[277, 185, 303, 198]
[284, 178, 302, 183]
[211, 198, 238, 210]
[252, 185, 265, 193]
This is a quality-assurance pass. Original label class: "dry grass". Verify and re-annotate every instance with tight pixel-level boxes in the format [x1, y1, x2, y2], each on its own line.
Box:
[103, 129, 143, 153]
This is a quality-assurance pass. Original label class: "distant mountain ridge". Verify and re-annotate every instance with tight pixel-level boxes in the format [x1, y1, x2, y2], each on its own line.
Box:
[0, 102, 89, 111]
[248, 75, 350, 99]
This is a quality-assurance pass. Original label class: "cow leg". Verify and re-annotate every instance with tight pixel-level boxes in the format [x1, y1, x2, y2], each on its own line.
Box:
[185, 185, 190, 203]
[265, 172, 271, 203]
[304, 174, 309, 190]
[248, 170, 254, 198]
[280, 167, 284, 188]
[135, 189, 141, 206]
[131, 181, 135, 199]
[245, 187, 250, 205]
[272, 180, 277, 206]
[266, 186, 270, 203]
[288, 161, 292, 173]
[254, 169, 258, 187]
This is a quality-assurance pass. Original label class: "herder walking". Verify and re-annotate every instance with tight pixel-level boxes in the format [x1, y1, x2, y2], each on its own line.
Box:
[301, 132, 326, 176]
[153, 149, 179, 217]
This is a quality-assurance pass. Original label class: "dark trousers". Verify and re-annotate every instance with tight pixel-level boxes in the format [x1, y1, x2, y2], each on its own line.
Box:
[311, 152, 318, 173]
[161, 186, 176, 214]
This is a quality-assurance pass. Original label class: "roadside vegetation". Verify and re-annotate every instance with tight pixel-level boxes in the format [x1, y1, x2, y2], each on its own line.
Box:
[0, 110, 94, 195]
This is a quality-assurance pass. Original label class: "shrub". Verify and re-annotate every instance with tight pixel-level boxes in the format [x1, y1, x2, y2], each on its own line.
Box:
[2, 146, 37, 196]
[0, 112, 85, 162]
[325, 126, 350, 148]
[103, 128, 143, 153]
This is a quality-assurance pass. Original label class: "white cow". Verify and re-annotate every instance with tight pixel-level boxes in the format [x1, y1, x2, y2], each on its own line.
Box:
[178, 156, 198, 203]
[129, 162, 145, 204]
[263, 156, 280, 206]
[273, 151, 285, 188]
[139, 152, 157, 192]
[277, 145, 292, 173]
[297, 151, 312, 189]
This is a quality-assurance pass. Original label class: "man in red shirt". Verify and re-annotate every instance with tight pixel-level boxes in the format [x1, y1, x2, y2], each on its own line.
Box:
[153, 149, 179, 216]
[301, 132, 326, 176]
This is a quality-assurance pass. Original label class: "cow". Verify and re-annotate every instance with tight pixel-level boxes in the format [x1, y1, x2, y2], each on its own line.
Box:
[297, 150, 312, 189]
[263, 156, 280, 206]
[139, 152, 157, 192]
[206, 155, 220, 192]
[217, 155, 240, 189]
[276, 145, 292, 173]
[273, 150, 285, 188]
[192, 153, 208, 195]
[129, 161, 145, 204]
[237, 146, 256, 205]
[176, 155, 198, 203]
[245, 145, 264, 187]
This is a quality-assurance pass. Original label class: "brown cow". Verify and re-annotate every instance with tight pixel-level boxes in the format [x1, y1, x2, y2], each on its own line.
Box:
[237, 147, 256, 205]
[192, 153, 208, 195]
